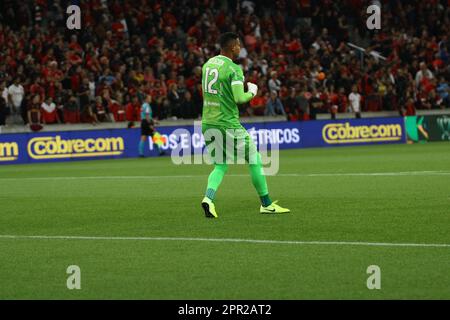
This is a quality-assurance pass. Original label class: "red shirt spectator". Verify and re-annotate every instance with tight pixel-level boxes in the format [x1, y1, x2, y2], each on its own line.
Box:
[41, 98, 59, 124]
[126, 97, 141, 122]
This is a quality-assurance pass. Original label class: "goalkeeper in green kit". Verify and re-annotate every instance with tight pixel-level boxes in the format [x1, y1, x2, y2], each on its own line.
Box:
[201, 32, 290, 218]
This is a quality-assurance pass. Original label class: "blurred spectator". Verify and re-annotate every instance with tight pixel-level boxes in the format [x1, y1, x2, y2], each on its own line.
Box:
[110, 93, 126, 122]
[0, 0, 447, 126]
[93, 96, 109, 123]
[249, 91, 267, 116]
[309, 89, 324, 120]
[167, 84, 181, 119]
[1, 82, 8, 106]
[349, 85, 362, 118]
[28, 94, 42, 131]
[402, 96, 417, 117]
[41, 97, 60, 124]
[8, 77, 25, 123]
[415, 62, 434, 89]
[126, 96, 141, 124]
[179, 91, 196, 119]
[283, 88, 300, 121]
[0, 82, 6, 125]
[64, 94, 80, 124]
[297, 89, 311, 121]
[268, 71, 282, 95]
[265, 91, 286, 117]
[30, 76, 46, 103]
[78, 78, 91, 114]
[337, 87, 349, 113]
[327, 86, 339, 120]
[437, 76, 450, 108]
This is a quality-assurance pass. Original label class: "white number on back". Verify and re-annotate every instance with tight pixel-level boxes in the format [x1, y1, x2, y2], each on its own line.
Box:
[204, 68, 219, 95]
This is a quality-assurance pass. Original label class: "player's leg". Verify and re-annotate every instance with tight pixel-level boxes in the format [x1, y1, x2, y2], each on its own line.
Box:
[248, 150, 271, 206]
[139, 120, 148, 157]
[205, 163, 229, 201]
[243, 129, 290, 214]
[243, 132, 271, 206]
[201, 125, 227, 218]
[138, 136, 146, 157]
[202, 162, 228, 218]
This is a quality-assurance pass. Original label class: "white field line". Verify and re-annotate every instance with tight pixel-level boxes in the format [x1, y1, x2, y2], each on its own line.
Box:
[0, 235, 449, 248]
[1, 171, 450, 182]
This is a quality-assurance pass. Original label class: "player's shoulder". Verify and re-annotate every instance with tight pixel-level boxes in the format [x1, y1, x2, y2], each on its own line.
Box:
[204, 55, 224, 66]
[226, 61, 242, 76]
[205, 55, 239, 68]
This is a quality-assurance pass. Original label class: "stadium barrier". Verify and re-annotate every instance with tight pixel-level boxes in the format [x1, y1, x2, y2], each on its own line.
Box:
[0, 117, 408, 165]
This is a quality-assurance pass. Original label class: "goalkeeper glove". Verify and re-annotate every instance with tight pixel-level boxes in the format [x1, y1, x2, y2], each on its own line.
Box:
[247, 82, 258, 97]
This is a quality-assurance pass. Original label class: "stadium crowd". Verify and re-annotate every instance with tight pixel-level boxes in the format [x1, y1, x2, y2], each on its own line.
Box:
[0, 0, 449, 127]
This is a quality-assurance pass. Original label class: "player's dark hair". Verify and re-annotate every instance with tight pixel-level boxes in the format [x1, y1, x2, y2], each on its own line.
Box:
[219, 32, 239, 50]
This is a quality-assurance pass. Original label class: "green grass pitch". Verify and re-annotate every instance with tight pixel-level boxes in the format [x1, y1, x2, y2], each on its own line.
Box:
[0, 143, 449, 299]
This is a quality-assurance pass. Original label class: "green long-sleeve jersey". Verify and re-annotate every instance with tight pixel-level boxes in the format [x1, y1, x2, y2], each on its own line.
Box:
[201, 55, 254, 129]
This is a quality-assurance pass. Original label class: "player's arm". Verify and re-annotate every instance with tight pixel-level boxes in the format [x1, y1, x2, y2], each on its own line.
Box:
[148, 106, 160, 125]
[230, 66, 258, 104]
[232, 82, 255, 104]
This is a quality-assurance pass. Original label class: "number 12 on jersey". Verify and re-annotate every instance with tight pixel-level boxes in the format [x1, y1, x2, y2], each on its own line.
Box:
[204, 68, 219, 95]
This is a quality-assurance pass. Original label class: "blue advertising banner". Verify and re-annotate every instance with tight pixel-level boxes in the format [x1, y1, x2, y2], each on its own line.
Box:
[0, 129, 136, 165]
[0, 117, 406, 165]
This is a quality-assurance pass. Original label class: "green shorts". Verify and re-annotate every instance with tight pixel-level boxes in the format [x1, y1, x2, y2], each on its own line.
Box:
[202, 124, 258, 165]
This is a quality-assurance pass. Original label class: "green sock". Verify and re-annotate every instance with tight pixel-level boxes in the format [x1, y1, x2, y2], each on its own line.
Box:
[205, 189, 216, 201]
[205, 164, 228, 201]
[260, 194, 272, 207]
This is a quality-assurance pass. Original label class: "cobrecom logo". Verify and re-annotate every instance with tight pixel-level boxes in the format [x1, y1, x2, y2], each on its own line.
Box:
[27, 136, 125, 159]
[0, 142, 19, 162]
[322, 123, 403, 144]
